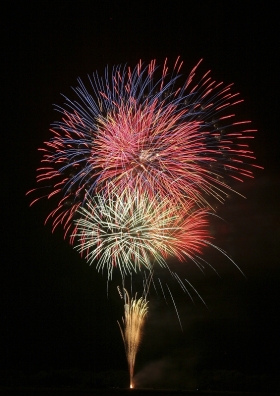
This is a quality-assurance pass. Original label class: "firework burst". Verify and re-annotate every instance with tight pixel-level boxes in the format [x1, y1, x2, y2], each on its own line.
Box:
[28, 57, 261, 235]
[72, 188, 211, 279]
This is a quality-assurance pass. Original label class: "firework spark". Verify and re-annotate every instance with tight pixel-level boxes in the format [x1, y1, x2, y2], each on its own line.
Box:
[28, 57, 261, 235]
[72, 187, 211, 279]
[118, 289, 148, 388]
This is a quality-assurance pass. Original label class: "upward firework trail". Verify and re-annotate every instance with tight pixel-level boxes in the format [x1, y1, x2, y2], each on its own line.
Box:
[27, 57, 261, 236]
[118, 289, 148, 388]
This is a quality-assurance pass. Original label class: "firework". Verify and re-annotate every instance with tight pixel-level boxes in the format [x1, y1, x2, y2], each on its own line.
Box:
[118, 289, 148, 388]
[72, 187, 211, 278]
[26, 56, 262, 389]
[28, 57, 260, 234]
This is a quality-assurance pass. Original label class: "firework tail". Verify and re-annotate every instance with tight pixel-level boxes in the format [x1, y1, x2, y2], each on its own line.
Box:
[118, 288, 148, 388]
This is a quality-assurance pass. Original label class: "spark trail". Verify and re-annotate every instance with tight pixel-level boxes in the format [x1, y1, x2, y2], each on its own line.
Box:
[118, 289, 148, 389]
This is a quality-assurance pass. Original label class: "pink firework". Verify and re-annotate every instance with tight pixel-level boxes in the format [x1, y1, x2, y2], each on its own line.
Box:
[28, 57, 261, 234]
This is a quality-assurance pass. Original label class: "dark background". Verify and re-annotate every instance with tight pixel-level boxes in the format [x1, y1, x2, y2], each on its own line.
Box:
[2, 0, 280, 391]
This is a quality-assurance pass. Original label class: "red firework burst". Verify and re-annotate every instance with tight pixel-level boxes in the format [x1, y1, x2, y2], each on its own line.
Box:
[27, 57, 261, 235]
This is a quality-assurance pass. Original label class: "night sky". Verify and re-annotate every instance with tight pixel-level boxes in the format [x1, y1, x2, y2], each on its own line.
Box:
[2, 0, 280, 391]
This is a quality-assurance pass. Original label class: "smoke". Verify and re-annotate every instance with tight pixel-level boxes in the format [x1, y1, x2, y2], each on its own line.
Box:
[133, 355, 198, 389]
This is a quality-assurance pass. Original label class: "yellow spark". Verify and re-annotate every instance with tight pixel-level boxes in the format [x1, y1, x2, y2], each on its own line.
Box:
[118, 289, 148, 388]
